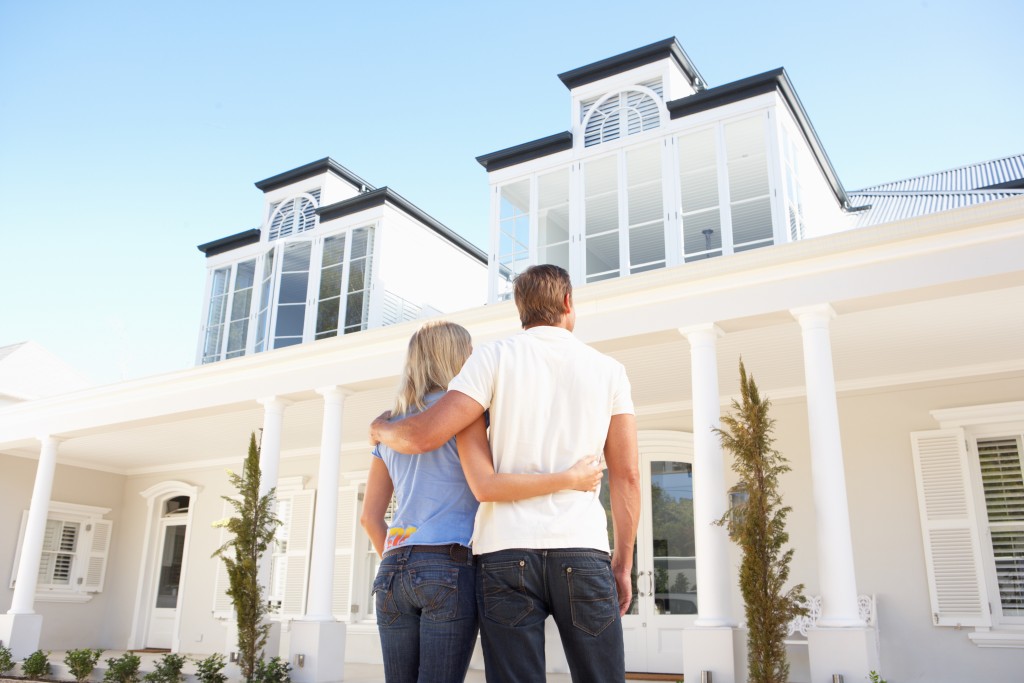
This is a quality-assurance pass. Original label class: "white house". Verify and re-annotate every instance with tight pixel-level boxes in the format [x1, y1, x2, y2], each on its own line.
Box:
[2, 38, 1023, 683]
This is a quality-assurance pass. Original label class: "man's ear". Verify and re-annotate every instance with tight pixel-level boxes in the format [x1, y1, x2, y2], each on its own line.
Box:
[563, 293, 573, 315]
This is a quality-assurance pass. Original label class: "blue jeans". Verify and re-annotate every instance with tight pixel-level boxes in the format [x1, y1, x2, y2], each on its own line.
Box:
[476, 548, 624, 683]
[373, 545, 478, 683]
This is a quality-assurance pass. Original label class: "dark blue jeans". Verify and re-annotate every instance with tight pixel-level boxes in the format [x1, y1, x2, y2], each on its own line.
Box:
[476, 548, 624, 683]
[373, 545, 478, 683]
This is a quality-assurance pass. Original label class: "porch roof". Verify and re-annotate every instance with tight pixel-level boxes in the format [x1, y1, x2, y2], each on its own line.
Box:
[1, 197, 1022, 475]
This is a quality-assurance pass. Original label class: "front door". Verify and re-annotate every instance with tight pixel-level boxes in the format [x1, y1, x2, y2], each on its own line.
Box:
[602, 433, 696, 674]
[146, 517, 188, 648]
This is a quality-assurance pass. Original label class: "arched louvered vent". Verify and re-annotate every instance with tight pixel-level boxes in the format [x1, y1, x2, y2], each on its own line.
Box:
[267, 189, 322, 241]
[581, 79, 663, 148]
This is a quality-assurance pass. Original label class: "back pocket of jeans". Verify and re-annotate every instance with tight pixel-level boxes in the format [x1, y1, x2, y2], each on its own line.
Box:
[409, 566, 460, 622]
[372, 569, 400, 626]
[566, 565, 617, 636]
[480, 559, 532, 627]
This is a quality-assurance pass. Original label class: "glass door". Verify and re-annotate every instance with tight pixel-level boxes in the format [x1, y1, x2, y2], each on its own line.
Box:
[602, 445, 695, 674]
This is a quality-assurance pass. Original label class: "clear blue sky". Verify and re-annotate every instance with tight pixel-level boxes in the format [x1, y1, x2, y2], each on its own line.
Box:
[2, 0, 1022, 385]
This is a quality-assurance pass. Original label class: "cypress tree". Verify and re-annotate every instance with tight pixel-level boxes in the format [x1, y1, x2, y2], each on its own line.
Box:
[716, 360, 805, 683]
[213, 432, 280, 682]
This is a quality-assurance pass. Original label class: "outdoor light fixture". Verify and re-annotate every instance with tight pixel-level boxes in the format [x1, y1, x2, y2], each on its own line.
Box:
[700, 671, 712, 683]
[229, 652, 238, 663]
[832, 676, 844, 683]
[295, 654, 305, 669]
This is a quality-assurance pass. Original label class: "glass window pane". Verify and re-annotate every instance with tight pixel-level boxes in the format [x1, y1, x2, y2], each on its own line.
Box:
[345, 291, 366, 331]
[155, 525, 187, 609]
[351, 228, 371, 259]
[731, 197, 773, 248]
[630, 224, 666, 269]
[319, 265, 342, 300]
[322, 234, 346, 269]
[282, 241, 311, 272]
[650, 461, 697, 615]
[348, 259, 367, 293]
[678, 128, 719, 213]
[538, 168, 570, 252]
[586, 232, 619, 278]
[279, 272, 309, 304]
[274, 305, 305, 337]
[540, 242, 570, 272]
[316, 298, 340, 336]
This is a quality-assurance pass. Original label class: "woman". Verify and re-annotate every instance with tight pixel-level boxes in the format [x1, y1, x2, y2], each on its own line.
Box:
[361, 320, 602, 683]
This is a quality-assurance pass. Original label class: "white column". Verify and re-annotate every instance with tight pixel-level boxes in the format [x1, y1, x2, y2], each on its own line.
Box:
[680, 325, 734, 627]
[258, 397, 291, 499]
[792, 305, 862, 627]
[10, 436, 61, 614]
[305, 387, 350, 620]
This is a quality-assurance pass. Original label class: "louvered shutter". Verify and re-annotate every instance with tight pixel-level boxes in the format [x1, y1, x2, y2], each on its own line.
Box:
[212, 500, 235, 617]
[280, 490, 315, 615]
[910, 429, 992, 626]
[332, 486, 359, 620]
[81, 519, 112, 592]
[9, 511, 29, 589]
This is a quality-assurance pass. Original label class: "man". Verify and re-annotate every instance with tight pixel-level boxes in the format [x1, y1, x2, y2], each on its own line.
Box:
[370, 264, 640, 682]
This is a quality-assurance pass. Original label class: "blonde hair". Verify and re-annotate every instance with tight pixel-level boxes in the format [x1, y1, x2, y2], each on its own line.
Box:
[393, 321, 473, 416]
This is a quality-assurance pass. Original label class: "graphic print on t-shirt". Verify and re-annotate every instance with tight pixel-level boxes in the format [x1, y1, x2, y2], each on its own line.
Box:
[385, 525, 417, 551]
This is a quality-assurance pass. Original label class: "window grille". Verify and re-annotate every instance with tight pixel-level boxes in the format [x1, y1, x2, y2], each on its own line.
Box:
[581, 79, 663, 148]
[267, 189, 322, 241]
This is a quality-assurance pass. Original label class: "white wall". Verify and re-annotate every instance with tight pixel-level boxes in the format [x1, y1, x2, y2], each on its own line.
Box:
[375, 205, 487, 316]
[0, 453, 125, 650]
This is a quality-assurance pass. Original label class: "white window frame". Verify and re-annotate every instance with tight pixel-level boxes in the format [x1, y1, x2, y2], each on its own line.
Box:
[917, 401, 1024, 648]
[9, 501, 112, 603]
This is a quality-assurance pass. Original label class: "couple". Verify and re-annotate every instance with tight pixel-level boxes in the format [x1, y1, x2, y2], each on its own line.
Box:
[364, 265, 640, 683]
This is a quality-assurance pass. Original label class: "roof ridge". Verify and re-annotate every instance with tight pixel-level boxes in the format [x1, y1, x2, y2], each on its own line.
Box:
[849, 189, 1024, 197]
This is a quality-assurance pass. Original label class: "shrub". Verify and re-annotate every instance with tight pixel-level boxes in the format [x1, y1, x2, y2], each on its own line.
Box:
[192, 654, 227, 683]
[0, 645, 14, 675]
[22, 650, 51, 680]
[142, 653, 187, 683]
[64, 649, 104, 683]
[102, 652, 141, 683]
[251, 657, 291, 683]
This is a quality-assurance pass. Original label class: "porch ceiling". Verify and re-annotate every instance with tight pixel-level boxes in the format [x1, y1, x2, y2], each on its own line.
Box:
[3, 280, 1018, 476]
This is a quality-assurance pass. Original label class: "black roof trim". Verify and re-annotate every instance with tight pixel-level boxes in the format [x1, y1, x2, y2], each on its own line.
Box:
[668, 68, 849, 207]
[317, 188, 487, 265]
[476, 131, 574, 171]
[254, 157, 377, 194]
[557, 37, 705, 91]
[197, 228, 262, 256]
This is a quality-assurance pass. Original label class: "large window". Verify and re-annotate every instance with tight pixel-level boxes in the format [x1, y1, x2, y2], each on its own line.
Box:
[496, 180, 530, 300]
[9, 502, 112, 603]
[912, 405, 1024, 646]
[200, 226, 375, 363]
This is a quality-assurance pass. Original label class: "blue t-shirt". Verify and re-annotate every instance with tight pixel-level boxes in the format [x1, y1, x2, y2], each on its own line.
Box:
[372, 391, 478, 553]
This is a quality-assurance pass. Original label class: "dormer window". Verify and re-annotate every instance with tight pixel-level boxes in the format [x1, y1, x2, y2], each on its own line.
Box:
[267, 189, 322, 241]
[581, 79, 664, 147]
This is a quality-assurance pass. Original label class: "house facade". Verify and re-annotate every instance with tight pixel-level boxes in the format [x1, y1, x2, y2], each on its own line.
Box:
[2, 38, 1023, 683]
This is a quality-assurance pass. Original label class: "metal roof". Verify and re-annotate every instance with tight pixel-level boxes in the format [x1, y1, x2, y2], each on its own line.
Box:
[847, 189, 1024, 228]
[855, 153, 1024, 193]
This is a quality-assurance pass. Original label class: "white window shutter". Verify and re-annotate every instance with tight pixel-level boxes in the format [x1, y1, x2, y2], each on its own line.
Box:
[279, 490, 315, 616]
[9, 511, 29, 589]
[212, 500, 235, 617]
[81, 519, 113, 592]
[332, 486, 359, 620]
[910, 429, 992, 627]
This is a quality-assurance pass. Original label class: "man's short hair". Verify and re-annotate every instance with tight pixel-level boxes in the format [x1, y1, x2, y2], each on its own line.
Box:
[513, 264, 572, 328]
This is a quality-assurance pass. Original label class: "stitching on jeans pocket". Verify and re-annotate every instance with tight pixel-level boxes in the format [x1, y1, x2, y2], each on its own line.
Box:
[372, 570, 400, 626]
[566, 566, 617, 636]
[409, 566, 460, 622]
[480, 559, 532, 627]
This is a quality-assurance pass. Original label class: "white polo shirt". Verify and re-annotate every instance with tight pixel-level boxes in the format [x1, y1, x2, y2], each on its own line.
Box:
[448, 325, 634, 554]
